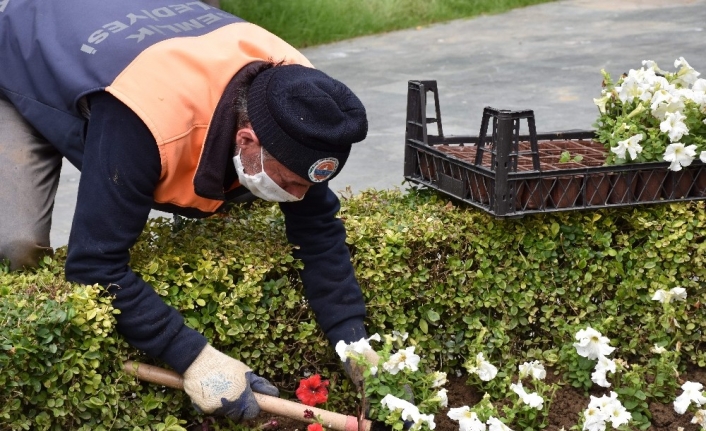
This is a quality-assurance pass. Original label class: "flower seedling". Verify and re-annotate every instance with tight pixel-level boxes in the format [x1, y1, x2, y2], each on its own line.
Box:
[593, 58, 706, 169]
[336, 333, 447, 431]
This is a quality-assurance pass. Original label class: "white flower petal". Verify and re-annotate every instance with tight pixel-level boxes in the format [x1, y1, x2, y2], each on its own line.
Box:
[519, 361, 547, 381]
[691, 409, 706, 426]
[448, 408, 486, 431]
[487, 417, 513, 431]
[663, 143, 697, 171]
[432, 371, 448, 388]
[675, 395, 692, 415]
[574, 327, 615, 360]
[651, 344, 667, 354]
[670, 287, 687, 301]
[652, 289, 669, 303]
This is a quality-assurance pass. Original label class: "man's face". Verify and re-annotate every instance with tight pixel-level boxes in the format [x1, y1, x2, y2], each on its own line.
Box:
[236, 128, 314, 199]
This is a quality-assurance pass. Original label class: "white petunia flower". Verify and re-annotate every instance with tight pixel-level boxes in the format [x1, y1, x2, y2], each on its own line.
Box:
[510, 382, 544, 409]
[652, 100, 686, 122]
[510, 382, 527, 397]
[616, 75, 644, 104]
[651, 344, 667, 354]
[335, 335, 380, 361]
[649, 77, 685, 119]
[616, 68, 656, 103]
[689, 82, 706, 106]
[434, 388, 448, 408]
[522, 392, 544, 409]
[448, 406, 486, 431]
[574, 327, 616, 360]
[660, 111, 690, 142]
[642, 59, 668, 75]
[653, 287, 689, 303]
[694, 79, 706, 93]
[674, 57, 701, 87]
[392, 330, 408, 341]
[383, 346, 421, 375]
[416, 413, 436, 430]
[518, 361, 546, 381]
[588, 393, 613, 410]
[383, 331, 409, 345]
[381, 394, 435, 429]
[671, 287, 688, 301]
[652, 289, 669, 302]
[591, 356, 616, 388]
[582, 405, 609, 431]
[468, 352, 498, 382]
[605, 399, 632, 428]
[431, 371, 448, 388]
[611, 134, 643, 160]
[692, 409, 706, 427]
[675, 381, 706, 414]
[487, 417, 514, 431]
[593, 92, 612, 114]
[335, 335, 380, 374]
[651, 88, 676, 111]
[585, 393, 631, 430]
[380, 393, 413, 411]
[664, 143, 697, 172]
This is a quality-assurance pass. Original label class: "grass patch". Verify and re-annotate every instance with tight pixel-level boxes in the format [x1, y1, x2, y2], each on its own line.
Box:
[222, 0, 556, 48]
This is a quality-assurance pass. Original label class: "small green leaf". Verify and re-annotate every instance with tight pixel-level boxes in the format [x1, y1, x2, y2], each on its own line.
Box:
[551, 223, 560, 237]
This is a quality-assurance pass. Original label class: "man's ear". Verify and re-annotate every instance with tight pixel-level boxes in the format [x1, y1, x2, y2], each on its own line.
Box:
[235, 127, 260, 151]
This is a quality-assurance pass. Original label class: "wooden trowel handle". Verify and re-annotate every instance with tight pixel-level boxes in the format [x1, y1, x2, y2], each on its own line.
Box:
[122, 361, 370, 431]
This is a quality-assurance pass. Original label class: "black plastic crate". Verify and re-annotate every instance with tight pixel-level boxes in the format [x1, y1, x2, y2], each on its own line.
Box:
[403, 80, 706, 218]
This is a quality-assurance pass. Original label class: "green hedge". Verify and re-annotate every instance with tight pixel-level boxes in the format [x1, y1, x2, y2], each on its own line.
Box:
[1, 189, 705, 429]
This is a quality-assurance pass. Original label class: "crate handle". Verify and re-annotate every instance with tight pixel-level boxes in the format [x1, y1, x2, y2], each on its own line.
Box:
[475, 107, 539, 171]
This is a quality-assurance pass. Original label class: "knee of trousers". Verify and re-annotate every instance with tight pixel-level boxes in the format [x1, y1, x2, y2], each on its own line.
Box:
[0, 239, 53, 271]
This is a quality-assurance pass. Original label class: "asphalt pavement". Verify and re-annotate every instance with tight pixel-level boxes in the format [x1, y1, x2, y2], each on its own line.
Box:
[51, 0, 706, 247]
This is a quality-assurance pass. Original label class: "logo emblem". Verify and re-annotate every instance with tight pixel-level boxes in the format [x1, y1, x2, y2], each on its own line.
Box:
[308, 158, 339, 182]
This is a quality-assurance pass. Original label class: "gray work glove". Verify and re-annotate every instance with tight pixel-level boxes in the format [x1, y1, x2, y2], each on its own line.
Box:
[343, 349, 380, 419]
[343, 349, 380, 390]
[183, 344, 279, 421]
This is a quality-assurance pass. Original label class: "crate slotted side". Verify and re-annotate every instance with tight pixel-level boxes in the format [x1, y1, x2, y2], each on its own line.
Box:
[403, 80, 706, 217]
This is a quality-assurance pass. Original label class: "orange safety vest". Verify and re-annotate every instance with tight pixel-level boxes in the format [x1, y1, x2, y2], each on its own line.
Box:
[106, 23, 312, 213]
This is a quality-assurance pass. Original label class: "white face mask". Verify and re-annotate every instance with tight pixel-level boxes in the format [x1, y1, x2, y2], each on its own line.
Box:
[233, 148, 303, 202]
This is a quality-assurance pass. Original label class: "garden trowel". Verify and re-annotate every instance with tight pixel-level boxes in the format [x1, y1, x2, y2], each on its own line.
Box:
[123, 361, 392, 431]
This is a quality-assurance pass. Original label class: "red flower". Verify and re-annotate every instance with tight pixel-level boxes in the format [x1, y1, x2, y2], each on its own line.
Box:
[296, 374, 330, 406]
[307, 424, 323, 431]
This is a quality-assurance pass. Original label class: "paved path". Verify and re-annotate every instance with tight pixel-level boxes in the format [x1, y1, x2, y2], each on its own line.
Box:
[51, 0, 706, 247]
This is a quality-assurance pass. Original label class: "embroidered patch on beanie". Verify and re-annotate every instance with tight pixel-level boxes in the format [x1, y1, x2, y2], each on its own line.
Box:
[247, 64, 368, 183]
[308, 158, 339, 183]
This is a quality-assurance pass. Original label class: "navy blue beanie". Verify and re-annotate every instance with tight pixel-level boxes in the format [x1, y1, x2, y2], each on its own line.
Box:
[247, 64, 368, 183]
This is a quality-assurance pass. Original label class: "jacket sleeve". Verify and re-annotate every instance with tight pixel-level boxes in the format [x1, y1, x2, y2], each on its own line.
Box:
[65, 91, 207, 374]
[279, 183, 368, 347]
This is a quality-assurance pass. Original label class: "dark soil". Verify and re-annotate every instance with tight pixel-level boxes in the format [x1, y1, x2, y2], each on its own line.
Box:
[204, 366, 706, 431]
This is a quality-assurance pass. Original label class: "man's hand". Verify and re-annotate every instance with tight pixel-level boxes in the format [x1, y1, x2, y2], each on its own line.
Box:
[343, 349, 380, 390]
[183, 344, 279, 421]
